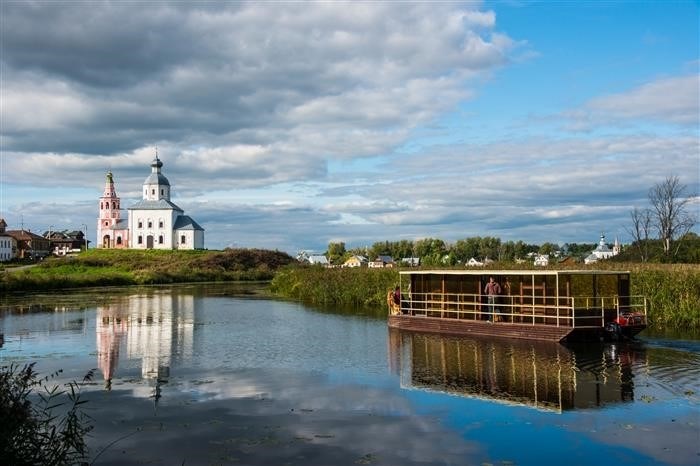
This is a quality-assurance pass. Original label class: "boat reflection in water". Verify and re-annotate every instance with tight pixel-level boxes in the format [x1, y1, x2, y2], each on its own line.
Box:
[388, 328, 646, 412]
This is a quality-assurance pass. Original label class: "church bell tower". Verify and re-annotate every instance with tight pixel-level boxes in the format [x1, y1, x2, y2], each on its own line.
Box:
[97, 172, 122, 248]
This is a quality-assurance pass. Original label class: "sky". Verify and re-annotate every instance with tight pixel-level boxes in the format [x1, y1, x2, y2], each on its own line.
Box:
[1, 1, 698, 253]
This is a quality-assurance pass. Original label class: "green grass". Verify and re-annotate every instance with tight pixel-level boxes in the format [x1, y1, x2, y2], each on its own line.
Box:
[0, 248, 295, 292]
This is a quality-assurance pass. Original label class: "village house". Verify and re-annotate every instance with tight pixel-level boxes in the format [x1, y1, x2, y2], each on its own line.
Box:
[534, 254, 549, 267]
[4, 228, 51, 259]
[343, 255, 367, 268]
[0, 219, 17, 262]
[401, 257, 420, 267]
[43, 230, 88, 255]
[307, 255, 330, 266]
[368, 255, 394, 268]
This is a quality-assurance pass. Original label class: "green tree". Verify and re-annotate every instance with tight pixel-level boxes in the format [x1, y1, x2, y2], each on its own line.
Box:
[539, 242, 559, 256]
[326, 242, 346, 265]
[478, 236, 501, 261]
[452, 237, 478, 263]
[414, 238, 446, 260]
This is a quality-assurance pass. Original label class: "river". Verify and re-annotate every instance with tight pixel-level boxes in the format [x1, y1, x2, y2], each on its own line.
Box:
[1, 283, 698, 465]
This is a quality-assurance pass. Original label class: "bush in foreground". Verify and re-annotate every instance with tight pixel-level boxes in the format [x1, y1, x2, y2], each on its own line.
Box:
[0, 363, 94, 465]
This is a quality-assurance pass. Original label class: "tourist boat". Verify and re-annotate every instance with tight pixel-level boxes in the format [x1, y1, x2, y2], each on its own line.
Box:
[387, 270, 647, 342]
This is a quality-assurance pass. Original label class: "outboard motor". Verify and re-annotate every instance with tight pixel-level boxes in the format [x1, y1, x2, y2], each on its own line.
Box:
[604, 321, 622, 341]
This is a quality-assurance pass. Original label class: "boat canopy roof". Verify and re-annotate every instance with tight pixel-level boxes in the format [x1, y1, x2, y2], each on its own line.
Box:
[399, 269, 630, 276]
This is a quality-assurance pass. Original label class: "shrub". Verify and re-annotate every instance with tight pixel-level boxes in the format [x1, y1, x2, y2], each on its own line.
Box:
[0, 363, 94, 465]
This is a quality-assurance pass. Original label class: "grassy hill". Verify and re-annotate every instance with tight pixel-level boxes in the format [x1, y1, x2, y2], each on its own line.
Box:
[0, 248, 295, 292]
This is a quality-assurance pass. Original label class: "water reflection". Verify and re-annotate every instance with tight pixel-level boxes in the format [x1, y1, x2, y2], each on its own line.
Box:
[388, 329, 646, 412]
[96, 292, 195, 392]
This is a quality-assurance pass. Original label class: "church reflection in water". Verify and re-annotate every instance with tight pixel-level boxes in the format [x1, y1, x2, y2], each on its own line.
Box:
[388, 328, 646, 412]
[96, 292, 195, 393]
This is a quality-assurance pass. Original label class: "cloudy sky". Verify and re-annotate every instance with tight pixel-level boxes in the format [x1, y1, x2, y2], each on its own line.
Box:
[1, 1, 698, 253]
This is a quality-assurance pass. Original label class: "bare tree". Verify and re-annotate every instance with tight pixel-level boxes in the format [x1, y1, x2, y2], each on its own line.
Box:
[648, 176, 697, 259]
[626, 207, 653, 262]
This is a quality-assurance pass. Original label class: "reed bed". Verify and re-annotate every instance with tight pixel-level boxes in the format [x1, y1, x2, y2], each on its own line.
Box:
[270, 263, 700, 331]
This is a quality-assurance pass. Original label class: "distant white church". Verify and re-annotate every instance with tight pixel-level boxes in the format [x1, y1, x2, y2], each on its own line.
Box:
[97, 155, 204, 250]
[584, 233, 619, 264]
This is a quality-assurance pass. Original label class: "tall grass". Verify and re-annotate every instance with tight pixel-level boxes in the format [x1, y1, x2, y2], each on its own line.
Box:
[271, 265, 399, 307]
[270, 264, 700, 330]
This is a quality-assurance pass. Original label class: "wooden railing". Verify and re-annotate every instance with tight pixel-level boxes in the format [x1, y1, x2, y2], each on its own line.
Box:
[398, 292, 647, 328]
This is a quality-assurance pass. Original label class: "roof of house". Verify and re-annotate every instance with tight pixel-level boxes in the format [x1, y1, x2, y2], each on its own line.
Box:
[308, 255, 329, 264]
[173, 215, 204, 231]
[5, 230, 49, 241]
[128, 199, 183, 211]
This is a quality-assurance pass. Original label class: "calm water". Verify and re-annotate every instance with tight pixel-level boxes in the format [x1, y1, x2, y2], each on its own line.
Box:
[1, 283, 698, 466]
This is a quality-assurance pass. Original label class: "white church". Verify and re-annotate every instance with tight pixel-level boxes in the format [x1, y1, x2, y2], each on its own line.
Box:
[584, 233, 620, 264]
[97, 155, 204, 250]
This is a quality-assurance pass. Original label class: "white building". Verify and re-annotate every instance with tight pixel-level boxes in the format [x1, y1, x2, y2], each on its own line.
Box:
[534, 254, 549, 267]
[0, 218, 17, 262]
[584, 234, 620, 264]
[308, 255, 329, 266]
[98, 155, 204, 250]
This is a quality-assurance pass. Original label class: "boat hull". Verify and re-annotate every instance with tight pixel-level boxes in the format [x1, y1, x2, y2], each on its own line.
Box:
[388, 314, 574, 342]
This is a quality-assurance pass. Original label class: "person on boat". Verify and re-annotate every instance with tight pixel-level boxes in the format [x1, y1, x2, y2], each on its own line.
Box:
[393, 286, 401, 306]
[484, 276, 501, 322]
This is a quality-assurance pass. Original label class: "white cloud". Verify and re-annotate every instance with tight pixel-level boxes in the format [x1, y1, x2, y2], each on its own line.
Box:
[564, 74, 700, 129]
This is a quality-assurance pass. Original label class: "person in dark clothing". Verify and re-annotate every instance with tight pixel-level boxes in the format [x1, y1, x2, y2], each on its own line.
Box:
[393, 286, 401, 306]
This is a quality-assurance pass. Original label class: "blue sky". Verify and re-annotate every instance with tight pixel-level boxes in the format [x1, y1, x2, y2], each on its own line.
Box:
[1, 1, 698, 253]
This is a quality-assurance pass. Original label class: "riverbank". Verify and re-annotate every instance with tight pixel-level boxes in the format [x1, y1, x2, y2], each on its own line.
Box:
[0, 248, 295, 293]
[270, 263, 700, 331]
[3, 253, 698, 331]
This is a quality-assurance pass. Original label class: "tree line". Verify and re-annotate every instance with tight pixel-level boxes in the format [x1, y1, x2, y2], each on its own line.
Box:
[325, 176, 698, 265]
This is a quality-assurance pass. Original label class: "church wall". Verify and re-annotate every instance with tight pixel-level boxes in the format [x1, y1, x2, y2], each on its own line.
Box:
[193, 230, 204, 250]
[174, 229, 204, 250]
[128, 208, 178, 249]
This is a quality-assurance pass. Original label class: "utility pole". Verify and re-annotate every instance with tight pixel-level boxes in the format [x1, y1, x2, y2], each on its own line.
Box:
[81, 224, 88, 251]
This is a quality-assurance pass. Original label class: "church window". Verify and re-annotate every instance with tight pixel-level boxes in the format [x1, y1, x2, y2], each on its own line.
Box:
[116, 237, 122, 245]
[148, 221, 152, 228]
[161, 189, 164, 196]
[112, 201, 116, 209]
[100, 202, 103, 209]
[104, 221, 108, 226]
[138, 235, 143, 244]
[158, 235, 164, 244]
[152, 189, 155, 195]
[180, 235, 186, 244]
[138, 221, 143, 229]
[159, 220, 164, 228]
